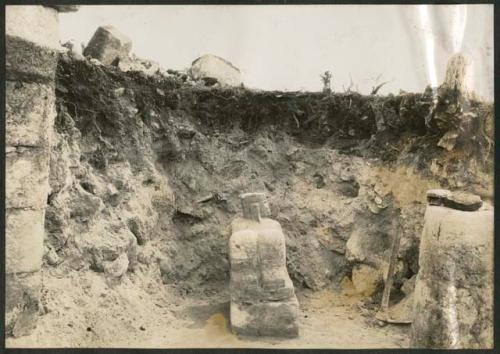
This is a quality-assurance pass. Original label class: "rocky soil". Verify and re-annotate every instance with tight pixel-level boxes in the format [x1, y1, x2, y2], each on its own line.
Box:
[7, 53, 493, 347]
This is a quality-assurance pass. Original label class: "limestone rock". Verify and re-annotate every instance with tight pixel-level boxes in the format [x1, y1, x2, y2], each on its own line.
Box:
[426, 189, 482, 211]
[103, 253, 129, 278]
[83, 26, 132, 65]
[74, 221, 136, 272]
[446, 191, 482, 211]
[68, 185, 105, 219]
[127, 216, 150, 245]
[190, 54, 242, 87]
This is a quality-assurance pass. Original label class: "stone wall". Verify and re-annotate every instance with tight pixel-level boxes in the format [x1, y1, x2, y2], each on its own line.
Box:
[5, 5, 78, 337]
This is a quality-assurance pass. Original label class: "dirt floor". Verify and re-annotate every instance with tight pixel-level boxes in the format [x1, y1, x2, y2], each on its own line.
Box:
[6, 268, 409, 349]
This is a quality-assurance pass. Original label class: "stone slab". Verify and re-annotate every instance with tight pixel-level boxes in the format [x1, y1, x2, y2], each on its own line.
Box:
[6, 80, 56, 148]
[230, 298, 299, 338]
[6, 208, 45, 274]
[5, 272, 41, 338]
[6, 148, 50, 210]
[426, 189, 483, 211]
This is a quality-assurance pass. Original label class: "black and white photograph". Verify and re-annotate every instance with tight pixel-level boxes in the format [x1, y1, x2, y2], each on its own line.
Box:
[3, 2, 495, 349]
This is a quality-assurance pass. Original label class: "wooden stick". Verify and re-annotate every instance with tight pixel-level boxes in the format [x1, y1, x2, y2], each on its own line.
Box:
[378, 219, 403, 318]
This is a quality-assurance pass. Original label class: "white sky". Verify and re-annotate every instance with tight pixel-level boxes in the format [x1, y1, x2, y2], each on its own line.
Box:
[59, 5, 493, 100]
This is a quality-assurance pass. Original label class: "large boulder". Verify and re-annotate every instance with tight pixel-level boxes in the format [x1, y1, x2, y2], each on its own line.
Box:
[190, 54, 242, 87]
[83, 26, 132, 65]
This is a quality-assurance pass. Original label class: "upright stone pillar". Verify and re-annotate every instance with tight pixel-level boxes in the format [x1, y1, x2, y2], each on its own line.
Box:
[5, 5, 78, 338]
[229, 193, 299, 338]
[410, 190, 493, 348]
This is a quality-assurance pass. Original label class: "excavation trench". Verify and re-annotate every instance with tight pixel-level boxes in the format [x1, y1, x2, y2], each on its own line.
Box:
[6, 54, 493, 347]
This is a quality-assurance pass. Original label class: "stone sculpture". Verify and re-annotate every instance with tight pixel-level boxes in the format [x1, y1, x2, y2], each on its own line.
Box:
[229, 193, 299, 337]
[411, 189, 493, 348]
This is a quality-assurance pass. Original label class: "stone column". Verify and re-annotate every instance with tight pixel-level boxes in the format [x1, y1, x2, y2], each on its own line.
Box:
[410, 190, 493, 348]
[229, 193, 299, 338]
[5, 5, 78, 337]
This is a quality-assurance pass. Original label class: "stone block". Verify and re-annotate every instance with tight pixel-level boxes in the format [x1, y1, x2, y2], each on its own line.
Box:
[6, 5, 59, 49]
[6, 208, 45, 274]
[230, 298, 299, 338]
[5, 272, 41, 338]
[84, 26, 132, 65]
[6, 80, 56, 148]
[6, 148, 50, 209]
[191, 54, 242, 87]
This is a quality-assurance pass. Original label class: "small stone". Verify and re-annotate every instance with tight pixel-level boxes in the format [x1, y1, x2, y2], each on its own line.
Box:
[89, 58, 102, 66]
[401, 274, 417, 296]
[45, 247, 59, 266]
[113, 87, 125, 97]
[103, 253, 129, 278]
[437, 131, 459, 151]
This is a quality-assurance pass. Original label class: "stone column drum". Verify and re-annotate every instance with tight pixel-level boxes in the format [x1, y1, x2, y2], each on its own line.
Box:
[5, 5, 78, 338]
[229, 193, 299, 337]
[410, 190, 493, 348]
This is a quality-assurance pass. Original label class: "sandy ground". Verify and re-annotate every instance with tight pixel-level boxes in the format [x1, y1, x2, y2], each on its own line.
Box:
[6, 268, 410, 349]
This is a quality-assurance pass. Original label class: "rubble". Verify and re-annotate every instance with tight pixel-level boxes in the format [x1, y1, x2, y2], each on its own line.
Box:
[117, 53, 162, 77]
